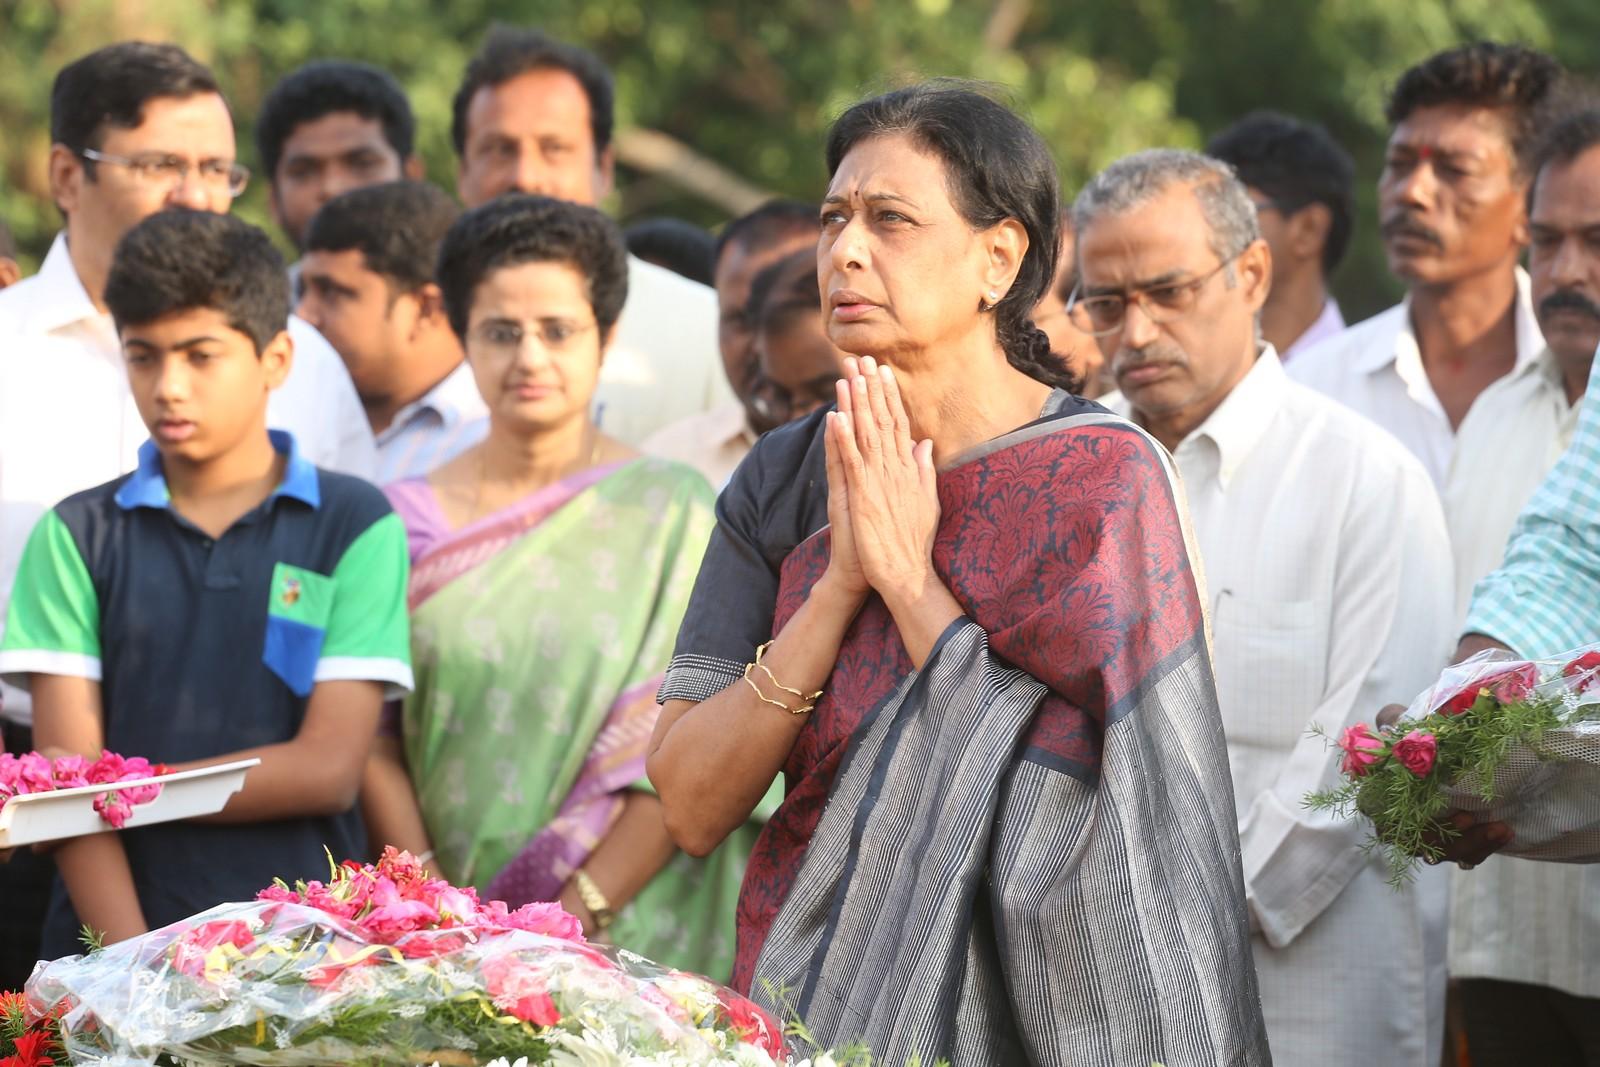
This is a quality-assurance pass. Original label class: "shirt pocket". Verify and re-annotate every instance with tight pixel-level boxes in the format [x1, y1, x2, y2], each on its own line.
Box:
[1211, 595, 1329, 755]
[263, 562, 336, 698]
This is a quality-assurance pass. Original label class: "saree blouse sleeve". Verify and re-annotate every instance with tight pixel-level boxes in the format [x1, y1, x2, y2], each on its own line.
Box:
[659, 408, 832, 705]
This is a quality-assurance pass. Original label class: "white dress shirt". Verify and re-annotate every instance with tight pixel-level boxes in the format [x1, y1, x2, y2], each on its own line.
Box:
[0, 232, 377, 724]
[641, 399, 756, 489]
[372, 360, 489, 484]
[1280, 296, 1346, 362]
[1442, 346, 1600, 1000]
[1106, 350, 1456, 1066]
[1289, 268, 1543, 488]
[592, 255, 731, 446]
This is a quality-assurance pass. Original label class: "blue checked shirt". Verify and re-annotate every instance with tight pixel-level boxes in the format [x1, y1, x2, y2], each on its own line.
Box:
[1465, 354, 1600, 657]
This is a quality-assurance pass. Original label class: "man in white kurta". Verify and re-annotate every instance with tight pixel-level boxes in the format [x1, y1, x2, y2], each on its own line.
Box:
[1074, 148, 1456, 1066]
[1442, 113, 1600, 1065]
[1105, 350, 1455, 1065]
[1289, 268, 1541, 488]
[1288, 43, 1562, 488]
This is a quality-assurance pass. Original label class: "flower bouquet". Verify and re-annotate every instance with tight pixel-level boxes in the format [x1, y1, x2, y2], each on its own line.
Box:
[0, 751, 170, 831]
[1306, 645, 1600, 885]
[26, 848, 787, 1067]
[2, 987, 63, 1067]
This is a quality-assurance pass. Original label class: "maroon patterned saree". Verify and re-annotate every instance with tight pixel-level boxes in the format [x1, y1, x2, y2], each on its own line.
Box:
[661, 397, 1268, 1065]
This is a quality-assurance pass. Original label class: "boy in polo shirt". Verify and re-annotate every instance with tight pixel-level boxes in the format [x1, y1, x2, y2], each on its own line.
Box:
[0, 210, 412, 956]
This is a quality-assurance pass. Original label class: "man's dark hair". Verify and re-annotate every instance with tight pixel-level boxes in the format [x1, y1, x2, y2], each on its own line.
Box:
[256, 60, 415, 180]
[829, 80, 1077, 392]
[713, 199, 818, 270]
[305, 180, 460, 293]
[624, 217, 715, 286]
[1206, 111, 1356, 275]
[436, 194, 628, 339]
[1528, 105, 1600, 203]
[51, 42, 220, 167]
[748, 248, 821, 339]
[105, 210, 287, 353]
[1387, 42, 1564, 175]
[451, 26, 614, 158]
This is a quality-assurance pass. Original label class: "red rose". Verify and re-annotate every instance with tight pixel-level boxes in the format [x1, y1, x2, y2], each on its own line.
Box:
[1563, 651, 1600, 693]
[723, 993, 786, 1057]
[1391, 730, 1437, 777]
[1438, 663, 1539, 715]
[1339, 723, 1385, 777]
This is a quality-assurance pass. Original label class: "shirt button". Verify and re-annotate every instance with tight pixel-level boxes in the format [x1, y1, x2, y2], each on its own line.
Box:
[201, 537, 214, 548]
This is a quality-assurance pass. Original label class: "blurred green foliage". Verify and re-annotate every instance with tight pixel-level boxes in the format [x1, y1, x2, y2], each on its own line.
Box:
[1, 0, 1597, 319]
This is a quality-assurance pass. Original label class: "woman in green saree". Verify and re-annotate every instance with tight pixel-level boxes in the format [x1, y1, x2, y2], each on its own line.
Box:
[364, 194, 756, 978]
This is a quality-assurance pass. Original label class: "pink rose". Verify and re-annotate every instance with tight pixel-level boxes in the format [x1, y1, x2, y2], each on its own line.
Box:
[93, 791, 133, 828]
[1490, 664, 1539, 704]
[501, 901, 585, 943]
[483, 955, 562, 1026]
[1339, 723, 1386, 777]
[14, 753, 54, 794]
[86, 752, 129, 784]
[256, 884, 302, 905]
[171, 919, 255, 977]
[358, 898, 440, 942]
[300, 881, 362, 922]
[50, 754, 90, 788]
[1391, 730, 1437, 777]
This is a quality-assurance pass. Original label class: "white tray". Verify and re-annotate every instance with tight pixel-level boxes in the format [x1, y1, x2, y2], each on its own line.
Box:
[0, 758, 260, 847]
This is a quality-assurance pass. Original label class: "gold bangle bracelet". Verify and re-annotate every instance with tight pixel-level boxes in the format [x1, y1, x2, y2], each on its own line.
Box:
[752, 641, 824, 702]
[744, 665, 815, 715]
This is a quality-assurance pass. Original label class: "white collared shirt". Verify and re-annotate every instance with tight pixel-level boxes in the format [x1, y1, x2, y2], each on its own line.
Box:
[1442, 346, 1600, 1000]
[591, 256, 731, 446]
[640, 399, 755, 489]
[1288, 267, 1544, 487]
[1106, 350, 1456, 1066]
[1279, 296, 1346, 363]
[372, 361, 489, 484]
[1443, 348, 1584, 625]
[0, 232, 377, 724]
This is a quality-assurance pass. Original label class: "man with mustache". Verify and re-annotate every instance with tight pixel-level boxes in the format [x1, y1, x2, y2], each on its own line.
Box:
[1290, 43, 1562, 487]
[1077, 148, 1454, 1066]
[1439, 106, 1600, 1066]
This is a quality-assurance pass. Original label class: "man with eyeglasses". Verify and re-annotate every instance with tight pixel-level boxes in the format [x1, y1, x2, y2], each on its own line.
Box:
[1075, 148, 1454, 1066]
[1207, 111, 1355, 361]
[642, 200, 818, 486]
[0, 41, 375, 985]
[1290, 43, 1562, 488]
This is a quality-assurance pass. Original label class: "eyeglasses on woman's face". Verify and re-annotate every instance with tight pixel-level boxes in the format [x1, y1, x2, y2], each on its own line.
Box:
[78, 148, 251, 199]
[1065, 251, 1244, 337]
[470, 318, 598, 357]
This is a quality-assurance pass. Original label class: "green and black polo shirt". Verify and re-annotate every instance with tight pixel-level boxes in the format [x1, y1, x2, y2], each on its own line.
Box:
[0, 431, 411, 954]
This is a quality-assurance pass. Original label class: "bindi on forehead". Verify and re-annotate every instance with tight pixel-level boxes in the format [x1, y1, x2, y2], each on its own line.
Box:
[1391, 107, 1515, 160]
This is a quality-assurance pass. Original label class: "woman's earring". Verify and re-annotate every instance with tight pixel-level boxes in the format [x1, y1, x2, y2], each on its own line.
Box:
[983, 289, 1000, 311]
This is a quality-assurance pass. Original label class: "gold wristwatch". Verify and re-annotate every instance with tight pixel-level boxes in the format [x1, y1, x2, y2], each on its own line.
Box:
[573, 868, 615, 932]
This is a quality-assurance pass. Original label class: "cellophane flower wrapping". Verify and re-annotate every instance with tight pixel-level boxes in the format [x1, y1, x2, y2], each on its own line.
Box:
[24, 850, 788, 1067]
[1391, 643, 1600, 861]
